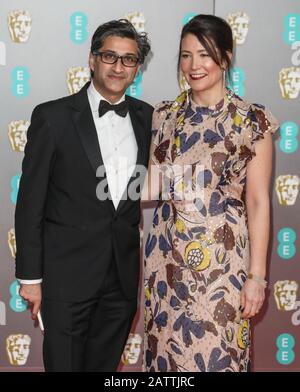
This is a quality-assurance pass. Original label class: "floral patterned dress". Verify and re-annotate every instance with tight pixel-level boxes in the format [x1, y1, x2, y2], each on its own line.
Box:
[144, 89, 279, 372]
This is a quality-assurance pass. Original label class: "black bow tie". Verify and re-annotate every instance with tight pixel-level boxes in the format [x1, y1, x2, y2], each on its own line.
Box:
[98, 99, 128, 118]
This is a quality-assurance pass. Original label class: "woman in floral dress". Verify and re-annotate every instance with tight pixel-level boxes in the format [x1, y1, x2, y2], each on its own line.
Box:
[143, 15, 279, 372]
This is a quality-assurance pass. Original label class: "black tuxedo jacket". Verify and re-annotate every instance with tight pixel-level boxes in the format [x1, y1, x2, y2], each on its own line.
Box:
[15, 83, 153, 302]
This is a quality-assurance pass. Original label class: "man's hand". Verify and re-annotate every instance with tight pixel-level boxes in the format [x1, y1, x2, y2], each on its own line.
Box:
[19, 283, 42, 320]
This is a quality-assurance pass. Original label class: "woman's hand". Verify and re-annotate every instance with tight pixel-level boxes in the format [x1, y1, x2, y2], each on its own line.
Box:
[240, 279, 265, 318]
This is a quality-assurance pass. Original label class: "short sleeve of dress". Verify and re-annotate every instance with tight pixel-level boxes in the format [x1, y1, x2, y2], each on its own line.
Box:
[151, 101, 173, 166]
[243, 104, 280, 157]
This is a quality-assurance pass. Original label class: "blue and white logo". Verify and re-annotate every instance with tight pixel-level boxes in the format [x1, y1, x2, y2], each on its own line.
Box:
[277, 228, 296, 259]
[284, 14, 300, 45]
[276, 333, 295, 365]
[182, 13, 198, 25]
[279, 122, 298, 154]
[227, 67, 245, 97]
[10, 174, 21, 204]
[9, 281, 28, 313]
[11, 67, 29, 97]
[70, 12, 88, 44]
[126, 70, 143, 98]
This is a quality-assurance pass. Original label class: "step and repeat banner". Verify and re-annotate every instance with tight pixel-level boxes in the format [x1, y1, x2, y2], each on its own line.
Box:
[0, 0, 299, 372]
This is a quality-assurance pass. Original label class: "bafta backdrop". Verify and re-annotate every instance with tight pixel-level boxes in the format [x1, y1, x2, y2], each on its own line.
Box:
[0, 0, 299, 371]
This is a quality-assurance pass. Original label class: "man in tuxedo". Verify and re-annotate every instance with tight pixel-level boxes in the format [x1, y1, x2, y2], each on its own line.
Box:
[15, 19, 153, 372]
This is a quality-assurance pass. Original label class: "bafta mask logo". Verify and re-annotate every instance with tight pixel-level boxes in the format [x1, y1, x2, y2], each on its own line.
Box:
[276, 175, 299, 206]
[227, 12, 250, 44]
[6, 334, 31, 366]
[124, 12, 146, 33]
[279, 67, 300, 99]
[8, 120, 29, 152]
[8, 228, 16, 259]
[67, 66, 90, 95]
[8, 11, 32, 43]
[121, 333, 142, 365]
[274, 280, 298, 311]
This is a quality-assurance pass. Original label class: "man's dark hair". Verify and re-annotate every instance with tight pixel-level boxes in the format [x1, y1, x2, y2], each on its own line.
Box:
[90, 19, 151, 72]
[177, 14, 233, 80]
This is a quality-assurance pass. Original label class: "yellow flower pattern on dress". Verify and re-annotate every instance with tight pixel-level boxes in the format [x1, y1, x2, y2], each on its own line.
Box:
[184, 241, 211, 271]
[237, 320, 250, 349]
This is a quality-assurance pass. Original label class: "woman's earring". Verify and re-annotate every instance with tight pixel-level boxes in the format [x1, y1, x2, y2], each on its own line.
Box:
[223, 69, 226, 90]
[179, 70, 190, 92]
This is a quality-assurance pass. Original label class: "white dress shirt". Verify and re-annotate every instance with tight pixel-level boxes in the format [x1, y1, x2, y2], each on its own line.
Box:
[87, 81, 137, 209]
[19, 81, 138, 285]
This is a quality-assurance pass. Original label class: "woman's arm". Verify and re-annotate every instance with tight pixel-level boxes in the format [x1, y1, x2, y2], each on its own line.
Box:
[141, 145, 162, 204]
[241, 132, 273, 318]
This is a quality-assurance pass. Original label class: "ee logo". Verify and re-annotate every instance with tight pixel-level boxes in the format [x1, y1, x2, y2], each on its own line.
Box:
[280, 122, 298, 154]
[126, 70, 143, 98]
[11, 174, 21, 204]
[9, 281, 28, 313]
[284, 14, 300, 45]
[11, 67, 29, 97]
[277, 228, 296, 259]
[276, 333, 295, 365]
[227, 67, 245, 97]
[70, 12, 88, 44]
[182, 13, 197, 25]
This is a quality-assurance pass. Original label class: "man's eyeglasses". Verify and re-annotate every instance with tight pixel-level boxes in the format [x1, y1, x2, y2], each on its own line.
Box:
[92, 51, 140, 67]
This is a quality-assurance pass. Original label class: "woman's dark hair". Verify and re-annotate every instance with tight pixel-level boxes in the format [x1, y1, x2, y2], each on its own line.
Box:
[90, 19, 151, 69]
[177, 14, 233, 79]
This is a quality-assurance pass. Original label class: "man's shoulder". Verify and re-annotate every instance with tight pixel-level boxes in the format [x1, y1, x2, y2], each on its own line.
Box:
[30, 90, 86, 124]
[126, 95, 153, 113]
[34, 94, 75, 114]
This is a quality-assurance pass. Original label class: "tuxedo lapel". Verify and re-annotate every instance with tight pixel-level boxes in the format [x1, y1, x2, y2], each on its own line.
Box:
[127, 96, 145, 167]
[70, 83, 115, 212]
[73, 105, 103, 173]
[71, 83, 102, 173]
[116, 96, 146, 214]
